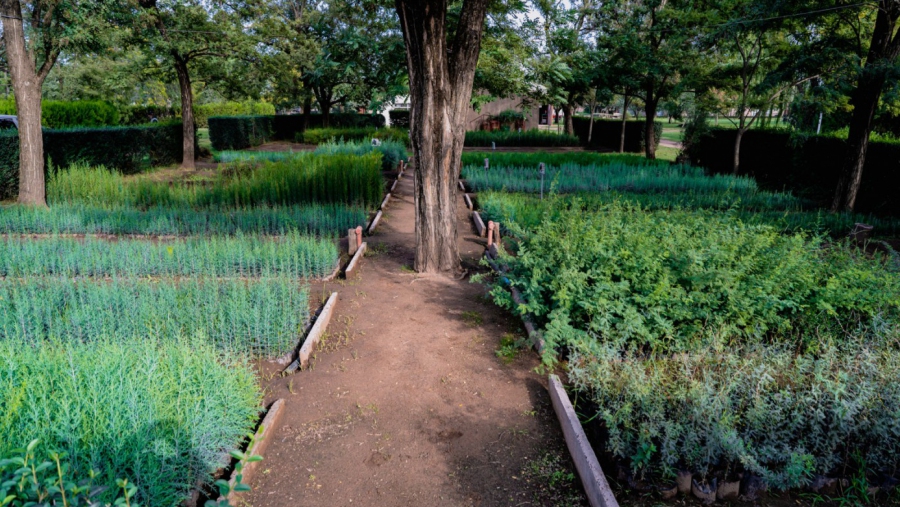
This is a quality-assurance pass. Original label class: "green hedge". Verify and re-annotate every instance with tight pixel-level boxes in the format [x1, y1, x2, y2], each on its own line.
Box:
[389, 109, 410, 128]
[0, 123, 183, 200]
[119, 105, 176, 125]
[300, 127, 409, 145]
[210, 113, 385, 150]
[571, 117, 662, 152]
[194, 101, 275, 128]
[208, 115, 274, 151]
[0, 99, 118, 128]
[689, 129, 900, 215]
[464, 129, 580, 147]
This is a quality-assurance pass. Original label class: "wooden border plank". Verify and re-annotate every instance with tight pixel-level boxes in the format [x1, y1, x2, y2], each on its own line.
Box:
[548, 375, 620, 507]
[390, 179, 398, 192]
[297, 292, 339, 370]
[380, 193, 391, 210]
[344, 242, 367, 279]
[473, 211, 486, 237]
[225, 398, 286, 502]
[367, 211, 383, 235]
[458, 180, 465, 192]
[464, 193, 473, 210]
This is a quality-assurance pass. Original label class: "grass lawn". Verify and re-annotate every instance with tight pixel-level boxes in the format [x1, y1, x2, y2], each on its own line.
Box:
[197, 127, 211, 152]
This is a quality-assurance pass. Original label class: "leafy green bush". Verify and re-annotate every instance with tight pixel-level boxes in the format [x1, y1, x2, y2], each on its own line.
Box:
[208, 115, 275, 151]
[570, 117, 663, 152]
[119, 104, 176, 125]
[0, 277, 309, 357]
[0, 202, 364, 236]
[194, 101, 275, 128]
[313, 139, 407, 172]
[0, 99, 118, 128]
[464, 129, 580, 147]
[0, 124, 183, 200]
[568, 343, 900, 489]
[0, 337, 259, 506]
[300, 127, 409, 145]
[0, 231, 338, 279]
[388, 109, 410, 128]
[462, 151, 666, 168]
[489, 204, 900, 355]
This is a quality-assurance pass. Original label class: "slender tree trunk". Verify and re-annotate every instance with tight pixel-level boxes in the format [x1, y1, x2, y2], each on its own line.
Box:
[587, 99, 596, 144]
[832, 0, 900, 212]
[173, 56, 195, 170]
[1, 0, 46, 206]
[563, 102, 574, 136]
[619, 96, 630, 153]
[644, 94, 659, 160]
[302, 96, 312, 130]
[396, 0, 487, 274]
[733, 128, 746, 174]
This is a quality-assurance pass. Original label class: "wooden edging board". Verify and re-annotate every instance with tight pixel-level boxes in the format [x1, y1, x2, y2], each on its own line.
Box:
[464, 193, 473, 210]
[548, 375, 620, 507]
[458, 180, 465, 192]
[390, 179, 398, 192]
[294, 292, 339, 371]
[345, 241, 368, 279]
[224, 398, 286, 503]
[367, 211, 383, 235]
[380, 193, 391, 210]
[472, 211, 486, 237]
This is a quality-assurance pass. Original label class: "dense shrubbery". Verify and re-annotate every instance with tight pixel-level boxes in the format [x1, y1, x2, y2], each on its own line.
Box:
[208, 115, 275, 151]
[689, 128, 900, 216]
[0, 202, 364, 236]
[571, 117, 663, 152]
[300, 126, 409, 145]
[119, 104, 176, 125]
[0, 123, 183, 199]
[194, 100, 275, 128]
[0, 99, 118, 128]
[0, 232, 338, 279]
[388, 109, 410, 128]
[462, 151, 664, 168]
[0, 338, 259, 506]
[464, 129, 580, 147]
[313, 139, 407, 172]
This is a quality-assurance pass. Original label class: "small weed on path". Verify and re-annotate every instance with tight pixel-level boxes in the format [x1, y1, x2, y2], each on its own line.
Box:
[521, 451, 588, 507]
[497, 333, 524, 363]
[461, 310, 483, 327]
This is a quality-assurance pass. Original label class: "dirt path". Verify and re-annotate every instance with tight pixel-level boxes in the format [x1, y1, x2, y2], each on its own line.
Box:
[246, 172, 586, 506]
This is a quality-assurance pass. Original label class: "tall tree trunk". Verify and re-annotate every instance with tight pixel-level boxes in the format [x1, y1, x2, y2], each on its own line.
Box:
[174, 56, 195, 170]
[619, 96, 629, 153]
[644, 94, 659, 160]
[832, 0, 900, 212]
[1, 0, 47, 206]
[302, 96, 312, 130]
[563, 102, 574, 136]
[733, 128, 746, 174]
[587, 99, 596, 144]
[396, 0, 487, 274]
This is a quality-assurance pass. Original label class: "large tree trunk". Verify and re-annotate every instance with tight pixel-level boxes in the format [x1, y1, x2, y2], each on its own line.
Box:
[832, 0, 900, 212]
[644, 94, 659, 159]
[563, 102, 574, 136]
[174, 56, 195, 170]
[396, 0, 487, 274]
[1, 0, 47, 206]
[619, 96, 629, 153]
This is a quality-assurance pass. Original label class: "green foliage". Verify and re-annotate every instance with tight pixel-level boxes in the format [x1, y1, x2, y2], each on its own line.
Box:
[0, 202, 364, 236]
[119, 105, 177, 125]
[49, 155, 384, 209]
[494, 109, 527, 123]
[0, 440, 133, 507]
[0, 124, 183, 200]
[567, 343, 900, 489]
[313, 139, 407, 171]
[570, 117, 663, 153]
[0, 99, 118, 128]
[0, 277, 308, 357]
[208, 116, 275, 151]
[464, 129, 580, 147]
[461, 151, 665, 168]
[300, 127, 409, 145]
[194, 101, 275, 128]
[0, 232, 338, 279]
[489, 203, 900, 355]
[388, 109, 409, 128]
[0, 338, 259, 506]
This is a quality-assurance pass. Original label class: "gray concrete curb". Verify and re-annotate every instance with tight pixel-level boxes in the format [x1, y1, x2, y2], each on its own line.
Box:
[224, 398, 286, 502]
[458, 180, 465, 192]
[367, 210, 383, 235]
[380, 193, 391, 210]
[473, 211, 486, 237]
[345, 241, 367, 279]
[548, 375, 620, 507]
[464, 193, 473, 210]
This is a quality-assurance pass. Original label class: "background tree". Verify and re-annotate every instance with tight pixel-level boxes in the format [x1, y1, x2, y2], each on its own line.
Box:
[395, 0, 488, 274]
[0, 0, 114, 205]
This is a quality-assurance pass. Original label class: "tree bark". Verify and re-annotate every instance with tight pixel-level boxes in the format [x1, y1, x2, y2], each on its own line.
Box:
[396, 0, 487, 274]
[1, 0, 47, 206]
[733, 128, 746, 175]
[174, 55, 195, 170]
[587, 100, 595, 144]
[563, 102, 574, 136]
[644, 94, 659, 160]
[302, 96, 312, 130]
[832, 0, 900, 212]
[619, 96, 629, 153]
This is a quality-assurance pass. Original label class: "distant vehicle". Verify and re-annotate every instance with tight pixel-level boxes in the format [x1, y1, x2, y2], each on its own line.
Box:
[0, 115, 18, 129]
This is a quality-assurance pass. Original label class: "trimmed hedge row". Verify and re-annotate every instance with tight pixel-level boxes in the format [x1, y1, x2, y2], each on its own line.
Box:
[210, 113, 385, 151]
[571, 117, 663, 152]
[389, 109, 410, 128]
[0, 123, 183, 200]
[689, 128, 900, 216]
[0, 99, 119, 128]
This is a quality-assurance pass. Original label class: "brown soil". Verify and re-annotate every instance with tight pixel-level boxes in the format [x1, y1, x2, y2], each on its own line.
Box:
[244, 173, 587, 506]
